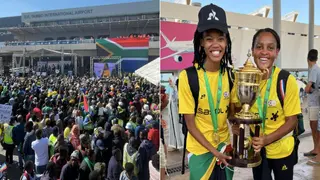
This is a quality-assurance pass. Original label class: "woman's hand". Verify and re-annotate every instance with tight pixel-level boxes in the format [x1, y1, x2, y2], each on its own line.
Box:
[252, 135, 269, 153]
[214, 151, 232, 167]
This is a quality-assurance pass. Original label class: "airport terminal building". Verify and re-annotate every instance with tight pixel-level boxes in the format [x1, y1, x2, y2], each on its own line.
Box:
[160, 1, 319, 90]
[0, 0, 159, 76]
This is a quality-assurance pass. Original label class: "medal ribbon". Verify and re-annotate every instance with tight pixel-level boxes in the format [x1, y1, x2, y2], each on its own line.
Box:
[204, 70, 222, 135]
[257, 67, 274, 134]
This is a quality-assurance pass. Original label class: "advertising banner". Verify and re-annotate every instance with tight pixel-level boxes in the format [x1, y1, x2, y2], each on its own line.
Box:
[160, 21, 196, 71]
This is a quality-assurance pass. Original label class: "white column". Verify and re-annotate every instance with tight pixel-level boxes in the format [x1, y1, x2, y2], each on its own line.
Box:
[61, 47, 64, 74]
[90, 57, 93, 77]
[12, 55, 15, 69]
[81, 56, 84, 67]
[22, 49, 26, 76]
[309, 0, 314, 51]
[31, 56, 33, 69]
[273, 0, 281, 68]
[74, 55, 77, 76]
[0, 57, 3, 75]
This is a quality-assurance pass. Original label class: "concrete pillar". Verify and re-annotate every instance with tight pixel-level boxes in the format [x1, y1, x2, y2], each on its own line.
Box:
[74, 55, 77, 76]
[309, 0, 314, 51]
[81, 56, 84, 76]
[273, 0, 281, 68]
[81, 56, 84, 67]
[31, 56, 33, 69]
[12, 56, 15, 69]
[22, 49, 26, 77]
[90, 57, 93, 77]
[0, 57, 3, 75]
[61, 47, 64, 74]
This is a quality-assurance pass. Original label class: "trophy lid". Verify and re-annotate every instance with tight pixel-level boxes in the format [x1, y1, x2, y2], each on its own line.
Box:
[238, 50, 261, 73]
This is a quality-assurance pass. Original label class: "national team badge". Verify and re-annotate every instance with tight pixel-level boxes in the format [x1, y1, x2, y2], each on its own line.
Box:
[268, 100, 277, 107]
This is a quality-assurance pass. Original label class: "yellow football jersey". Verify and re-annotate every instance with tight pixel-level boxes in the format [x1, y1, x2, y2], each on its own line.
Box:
[179, 67, 231, 155]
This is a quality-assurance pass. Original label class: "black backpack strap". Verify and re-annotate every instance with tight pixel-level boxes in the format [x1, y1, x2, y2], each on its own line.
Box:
[181, 66, 199, 174]
[226, 66, 235, 92]
[276, 69, 290, 108]
[185, 66, 199, 112]
[276, 69, 302, 136]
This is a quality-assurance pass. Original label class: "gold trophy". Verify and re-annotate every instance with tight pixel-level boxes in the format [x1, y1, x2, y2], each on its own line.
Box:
[228, 50, 268, 168]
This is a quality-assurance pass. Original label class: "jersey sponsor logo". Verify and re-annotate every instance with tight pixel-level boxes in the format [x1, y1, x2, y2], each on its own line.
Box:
[197, 106, 229, 115]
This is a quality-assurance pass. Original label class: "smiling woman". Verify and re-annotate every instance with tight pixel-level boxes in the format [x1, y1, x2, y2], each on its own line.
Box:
[177, 3, 235, 180]
[0, 1, 161, 180]
[231, 28, 302, 180]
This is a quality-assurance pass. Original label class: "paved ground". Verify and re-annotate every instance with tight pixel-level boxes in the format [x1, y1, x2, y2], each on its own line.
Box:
[164, 98, 320, 180]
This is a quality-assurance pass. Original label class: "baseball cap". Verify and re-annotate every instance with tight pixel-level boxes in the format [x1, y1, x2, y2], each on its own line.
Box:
[197, 4, 228, 34]
[96, 139, 105, 150]
[125, 122, 134, 131]
[70, 150, 80, 160]
[144, 115, 153, 121]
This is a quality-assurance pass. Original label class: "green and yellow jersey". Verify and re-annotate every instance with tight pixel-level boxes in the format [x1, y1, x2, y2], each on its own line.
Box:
[178, 67, 231, 155]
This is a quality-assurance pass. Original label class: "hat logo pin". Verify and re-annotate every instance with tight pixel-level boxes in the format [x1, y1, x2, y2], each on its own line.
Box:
[207, 9, 219, 21]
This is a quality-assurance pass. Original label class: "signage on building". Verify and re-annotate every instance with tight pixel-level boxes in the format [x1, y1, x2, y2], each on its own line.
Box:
[21, 1, 158, 23]
[23, 9, 93, 20]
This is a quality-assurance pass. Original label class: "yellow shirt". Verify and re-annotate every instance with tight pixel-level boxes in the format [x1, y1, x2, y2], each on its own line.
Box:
[49, 134, 57, 145]
[178, 67, 231, 155]
[3, 123, 13, 145]
[231, 67, 301, 159]
[64, 127, 71, 140]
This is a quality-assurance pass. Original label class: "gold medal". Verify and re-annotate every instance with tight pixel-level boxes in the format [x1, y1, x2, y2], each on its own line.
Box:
[214, 132, 220, 144]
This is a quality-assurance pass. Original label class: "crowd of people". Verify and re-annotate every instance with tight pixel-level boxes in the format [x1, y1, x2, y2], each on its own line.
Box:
[0, 74, 161, 180]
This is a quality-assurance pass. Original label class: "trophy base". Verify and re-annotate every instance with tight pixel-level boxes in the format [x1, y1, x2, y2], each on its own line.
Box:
[233, 104, 260, 121]
[227, 152, 262, 168]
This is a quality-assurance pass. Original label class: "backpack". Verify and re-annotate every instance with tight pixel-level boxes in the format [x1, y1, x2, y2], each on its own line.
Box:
[276, 70, 305, 137]
[179, 66, 234, 174]
[275, 70, 304, 165]
[178, 67, 304, 174]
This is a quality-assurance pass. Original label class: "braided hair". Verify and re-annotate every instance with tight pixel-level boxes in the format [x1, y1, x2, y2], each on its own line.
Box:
[192, 30, 233, 74]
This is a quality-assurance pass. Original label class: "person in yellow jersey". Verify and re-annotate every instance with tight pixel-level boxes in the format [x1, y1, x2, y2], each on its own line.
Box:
[178, 4, 234, 180]
[49, 126, 59, 158]
[230, 28, 301, 180]
[3, 117, 15, 164]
